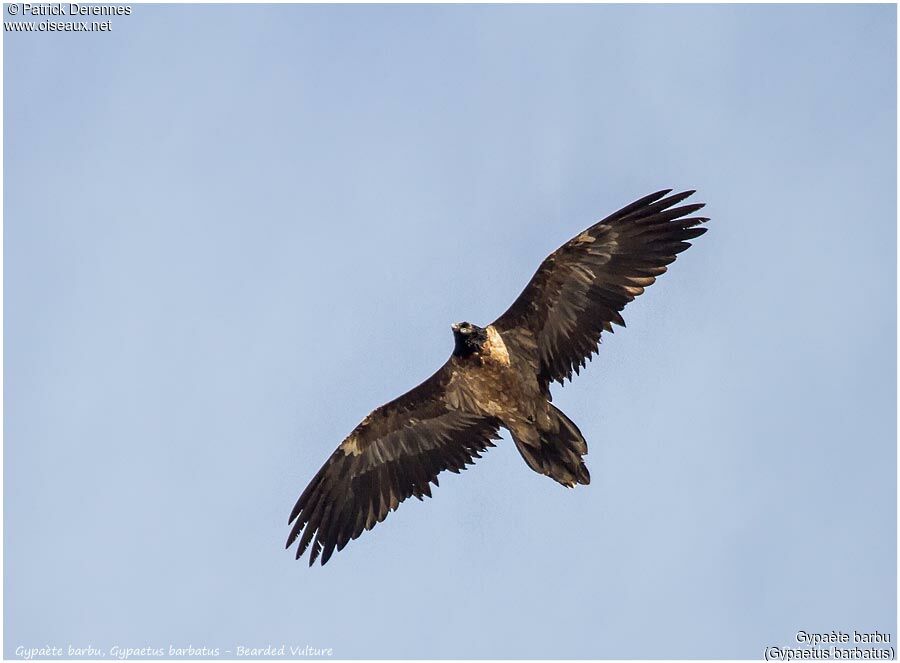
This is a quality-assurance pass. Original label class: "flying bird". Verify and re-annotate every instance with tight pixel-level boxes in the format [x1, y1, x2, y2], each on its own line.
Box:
[287, 189, 708, 565]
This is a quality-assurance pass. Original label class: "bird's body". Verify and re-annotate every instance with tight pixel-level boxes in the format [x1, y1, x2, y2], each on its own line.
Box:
[288, 189, 709, 565]
[445, 323, 590, 486]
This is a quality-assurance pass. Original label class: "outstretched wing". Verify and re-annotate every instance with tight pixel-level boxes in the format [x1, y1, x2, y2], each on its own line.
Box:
[493, 189, 708, 389]
[286, 362, 501, 566]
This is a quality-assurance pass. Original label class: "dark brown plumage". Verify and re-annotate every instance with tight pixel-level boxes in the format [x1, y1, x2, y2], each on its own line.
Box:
[287, 189, 708, 565]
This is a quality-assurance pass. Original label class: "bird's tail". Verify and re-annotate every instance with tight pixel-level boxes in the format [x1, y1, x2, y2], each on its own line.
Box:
[512, 404, 590, 488]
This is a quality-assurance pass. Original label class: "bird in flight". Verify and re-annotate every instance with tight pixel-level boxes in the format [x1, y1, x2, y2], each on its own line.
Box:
[287, 189, 708, 565]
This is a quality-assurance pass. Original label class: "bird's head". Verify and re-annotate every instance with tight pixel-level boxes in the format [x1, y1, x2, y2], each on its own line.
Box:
[452, 321, 488, 358]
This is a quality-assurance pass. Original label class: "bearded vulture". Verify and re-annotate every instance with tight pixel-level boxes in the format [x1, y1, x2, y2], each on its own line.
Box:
[287, 189, 708, 565]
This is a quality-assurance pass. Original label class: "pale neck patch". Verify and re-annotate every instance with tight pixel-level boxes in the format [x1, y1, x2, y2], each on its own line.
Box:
[484, 326, 511, 367]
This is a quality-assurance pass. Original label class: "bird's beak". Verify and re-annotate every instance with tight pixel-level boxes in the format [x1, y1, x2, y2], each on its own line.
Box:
[451, 323, 460, 332]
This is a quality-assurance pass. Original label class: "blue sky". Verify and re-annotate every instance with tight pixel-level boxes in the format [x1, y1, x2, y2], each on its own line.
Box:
[4, 3, 896, 659]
